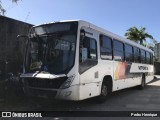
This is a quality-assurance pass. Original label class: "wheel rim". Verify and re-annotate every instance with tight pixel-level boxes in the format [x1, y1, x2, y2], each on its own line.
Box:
[101, 84, 107, 96]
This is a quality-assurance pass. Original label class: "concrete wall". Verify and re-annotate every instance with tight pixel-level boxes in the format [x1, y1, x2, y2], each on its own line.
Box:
[0, 16, 33, 76]
[154, 62, 160, 75]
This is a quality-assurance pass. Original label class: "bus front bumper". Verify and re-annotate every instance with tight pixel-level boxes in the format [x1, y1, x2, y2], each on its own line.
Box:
[23, 85, 79, 101]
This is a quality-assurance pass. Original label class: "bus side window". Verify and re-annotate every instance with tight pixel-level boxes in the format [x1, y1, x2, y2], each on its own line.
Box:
[134, 47, 141, 63]
[125, 44, 134, 62]
[100, 35, 112, 60]
[150, 53, 153, 64]
[79, 36, 98, 74]
[141, 49, 146, 64]
[80, 37, 97, 62]
[146, 52, 151, 64]
[113, 40, 124, 61]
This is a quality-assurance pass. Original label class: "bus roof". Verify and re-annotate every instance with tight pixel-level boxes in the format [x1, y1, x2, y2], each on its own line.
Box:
[34, 20, 153, 53]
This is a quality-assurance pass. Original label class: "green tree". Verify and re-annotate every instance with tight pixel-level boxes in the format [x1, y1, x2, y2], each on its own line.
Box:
[125, 26, 154, 46]
[0, 0, 20, 15]
[0, 0, 5, 15]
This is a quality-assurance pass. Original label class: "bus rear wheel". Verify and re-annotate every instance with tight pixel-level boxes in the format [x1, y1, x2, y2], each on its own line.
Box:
[139, 74, 146, 90]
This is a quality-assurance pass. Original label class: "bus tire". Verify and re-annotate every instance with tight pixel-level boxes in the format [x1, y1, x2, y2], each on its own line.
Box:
[97, 80, 111, 103]
[139, 74, 146, 90]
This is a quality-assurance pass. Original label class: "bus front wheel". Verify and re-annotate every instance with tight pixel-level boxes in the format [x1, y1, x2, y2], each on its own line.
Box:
[97, 81, 110, 103]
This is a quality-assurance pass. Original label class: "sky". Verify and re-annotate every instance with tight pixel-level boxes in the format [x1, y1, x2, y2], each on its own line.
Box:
[2, 0, 160, 43]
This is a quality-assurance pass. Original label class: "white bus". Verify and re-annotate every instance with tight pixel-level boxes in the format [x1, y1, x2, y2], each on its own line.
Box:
[19, 20, 154, 102]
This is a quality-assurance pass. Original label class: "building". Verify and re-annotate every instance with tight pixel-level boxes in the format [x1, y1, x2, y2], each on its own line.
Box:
[154, 43, 160, 62]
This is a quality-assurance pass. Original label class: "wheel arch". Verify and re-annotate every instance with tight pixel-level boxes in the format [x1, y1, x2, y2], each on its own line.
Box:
[101, 75, 113, 92]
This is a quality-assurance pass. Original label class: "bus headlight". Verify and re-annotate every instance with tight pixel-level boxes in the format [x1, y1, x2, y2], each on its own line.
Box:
[60, 75, 75, 89]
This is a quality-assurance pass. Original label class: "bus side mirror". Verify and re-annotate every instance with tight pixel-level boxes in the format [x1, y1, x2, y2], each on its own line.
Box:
[80, 30, 87, 63]
[80, 29, 85, 41]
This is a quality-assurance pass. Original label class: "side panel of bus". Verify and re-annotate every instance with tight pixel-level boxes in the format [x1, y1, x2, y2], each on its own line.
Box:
[78, 22, 154, 100]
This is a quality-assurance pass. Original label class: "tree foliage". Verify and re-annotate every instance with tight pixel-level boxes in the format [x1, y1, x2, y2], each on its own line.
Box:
[0, 0, 21, 15]
[12, 0, 20, 3]
[125, 26, 154, 46]
[0, 0, 5, 15]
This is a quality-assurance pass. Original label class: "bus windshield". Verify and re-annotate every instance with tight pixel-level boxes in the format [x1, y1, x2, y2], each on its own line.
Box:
[25, 22, 78, 74]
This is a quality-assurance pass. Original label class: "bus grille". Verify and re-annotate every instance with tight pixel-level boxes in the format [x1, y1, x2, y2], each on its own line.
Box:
[25, 87, 57, 98]
[24, 76, 68, 89]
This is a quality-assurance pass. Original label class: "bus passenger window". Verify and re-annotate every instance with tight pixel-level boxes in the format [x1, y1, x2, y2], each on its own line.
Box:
[141, 50, 146, 63]
[150, 53, 153, 64]
[100, 35, 112, 60]
[125, 44, 134, 62]
[113, 40, 124, 61]
[146, 52, 151, 64]
[134, 47, 141, 63]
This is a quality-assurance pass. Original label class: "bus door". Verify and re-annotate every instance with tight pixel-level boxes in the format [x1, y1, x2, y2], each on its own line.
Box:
[79, 27, 100, 100]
